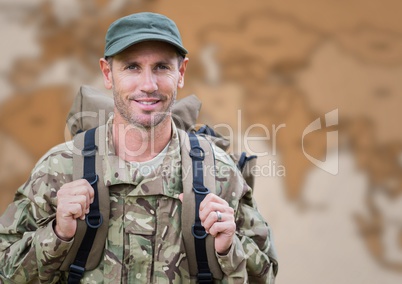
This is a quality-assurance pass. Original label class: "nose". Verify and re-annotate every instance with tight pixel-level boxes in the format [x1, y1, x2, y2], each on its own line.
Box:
[139, 69, 158, 94]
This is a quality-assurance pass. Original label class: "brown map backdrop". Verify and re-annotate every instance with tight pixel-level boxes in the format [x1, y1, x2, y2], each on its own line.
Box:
[1, 0, 402, 283]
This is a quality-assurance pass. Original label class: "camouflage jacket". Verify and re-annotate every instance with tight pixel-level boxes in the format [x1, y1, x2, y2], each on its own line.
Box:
[0, 118, 276, 283]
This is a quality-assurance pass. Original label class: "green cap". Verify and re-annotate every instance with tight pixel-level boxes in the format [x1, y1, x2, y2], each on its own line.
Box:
[104, 12, 188, 57]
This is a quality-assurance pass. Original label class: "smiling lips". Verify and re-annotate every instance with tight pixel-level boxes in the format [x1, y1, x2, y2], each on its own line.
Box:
[132, 98, 162, 111]
[137, 100, 158, 105]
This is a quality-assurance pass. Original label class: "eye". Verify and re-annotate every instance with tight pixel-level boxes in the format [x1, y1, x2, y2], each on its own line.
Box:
[155, 64, 170, 71]
[126, 64, 139, 70]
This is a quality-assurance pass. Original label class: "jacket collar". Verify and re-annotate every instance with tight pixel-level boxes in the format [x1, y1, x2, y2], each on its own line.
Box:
[102, 116, 182, 199]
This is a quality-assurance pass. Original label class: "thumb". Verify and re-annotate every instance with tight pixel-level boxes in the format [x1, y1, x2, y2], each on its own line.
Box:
[178, 193, 183, 203]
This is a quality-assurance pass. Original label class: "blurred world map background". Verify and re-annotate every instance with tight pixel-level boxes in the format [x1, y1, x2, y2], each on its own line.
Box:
[0, 0, 402, 283]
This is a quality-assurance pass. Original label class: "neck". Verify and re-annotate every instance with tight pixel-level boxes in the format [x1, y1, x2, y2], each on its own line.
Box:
[112, 116, 172, 163]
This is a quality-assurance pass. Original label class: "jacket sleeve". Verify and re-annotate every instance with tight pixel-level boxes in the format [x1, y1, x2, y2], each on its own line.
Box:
[235, 178, 278, 283]
[0, 146, 74, 283]
[0, 198, 73, 283]
[214, 153, 278, 283]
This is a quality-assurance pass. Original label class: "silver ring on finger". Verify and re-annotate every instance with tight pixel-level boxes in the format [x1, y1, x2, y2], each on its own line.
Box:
[216, 211, 222, 222]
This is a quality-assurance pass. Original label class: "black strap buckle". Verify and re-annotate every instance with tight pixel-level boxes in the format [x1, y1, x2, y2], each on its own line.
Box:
[192, 186, 210, 195]
[86, 213, 103, 229]
[82, 145, 98, 157]
[84, 174, 98, 185]
[69, 264, 85, 280]
[197, 272, 213, 283]
[192, 224, 208, 239]
[189, 146, 205, 161]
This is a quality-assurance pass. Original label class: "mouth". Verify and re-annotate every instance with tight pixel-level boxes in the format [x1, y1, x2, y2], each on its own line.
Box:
[136, 100, 159, 105]
[131, 98, 162, 111]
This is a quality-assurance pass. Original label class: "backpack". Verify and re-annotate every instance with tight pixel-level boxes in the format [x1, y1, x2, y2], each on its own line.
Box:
[60, 85, 278, 283]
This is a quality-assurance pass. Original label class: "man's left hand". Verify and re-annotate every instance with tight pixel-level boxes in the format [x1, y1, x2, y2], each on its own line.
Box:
[199, 193, 236, 254]
[179, 193, 236, 254]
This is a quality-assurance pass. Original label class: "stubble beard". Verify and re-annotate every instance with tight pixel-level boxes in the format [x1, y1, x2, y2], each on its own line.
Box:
[113, 87, 177, 130]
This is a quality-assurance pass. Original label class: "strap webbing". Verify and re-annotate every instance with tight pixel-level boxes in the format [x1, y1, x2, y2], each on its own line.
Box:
[188, 133, 213, 283]
[68, 128, 103, 284]
[237, 152, 257, 172]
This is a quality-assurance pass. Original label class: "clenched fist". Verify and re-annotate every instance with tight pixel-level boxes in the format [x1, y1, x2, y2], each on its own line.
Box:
[179, 193, 236, 255]
[54, 179, 94, 241]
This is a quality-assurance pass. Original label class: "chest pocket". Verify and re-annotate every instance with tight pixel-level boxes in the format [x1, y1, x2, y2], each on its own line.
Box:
[125, 196, 157, 234]
[125, 196, 157, 281]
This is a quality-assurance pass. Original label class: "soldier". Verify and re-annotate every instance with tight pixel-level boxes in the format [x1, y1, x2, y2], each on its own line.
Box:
[0, 12, 276, 283]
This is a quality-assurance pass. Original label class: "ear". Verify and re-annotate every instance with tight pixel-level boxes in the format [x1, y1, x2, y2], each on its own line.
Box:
[99, 58, 113, 90]
[177, 57, 189, 89]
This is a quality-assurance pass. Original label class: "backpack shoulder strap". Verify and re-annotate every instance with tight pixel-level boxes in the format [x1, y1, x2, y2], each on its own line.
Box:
[60, 126, 110, 281]
[178, 129, 223, 281]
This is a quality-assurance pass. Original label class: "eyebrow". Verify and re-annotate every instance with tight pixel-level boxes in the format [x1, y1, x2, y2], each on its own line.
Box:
[154, 60, 175, 66]
[122, 59, 176, 68]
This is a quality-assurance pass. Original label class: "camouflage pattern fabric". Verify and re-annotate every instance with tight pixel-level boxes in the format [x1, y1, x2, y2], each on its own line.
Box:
[0, 117, 276, 283]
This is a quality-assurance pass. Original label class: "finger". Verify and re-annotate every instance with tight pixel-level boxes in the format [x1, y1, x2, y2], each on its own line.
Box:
[178, 193, 184, 203]
[199, 201, 234, 223]
[199, 202, 227, 223]
[68, 187, 90, 213]
[71, 185, 95, 204]
[199, 193, 228, 212]
[60, 179, 91, 190]
[59, 183, 95, 206]
[60, 195, 88, 219]
[202, 210, 234, 232]
[71, 205, 85, 220]
[208, 220, 236, 238]
[59, 203, 84, 220]
[58, 193, 90, 217]
[60, 179, 95, 200]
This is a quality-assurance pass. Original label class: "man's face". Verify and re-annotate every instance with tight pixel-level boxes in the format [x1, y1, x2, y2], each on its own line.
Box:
[100, 41, 188, 129]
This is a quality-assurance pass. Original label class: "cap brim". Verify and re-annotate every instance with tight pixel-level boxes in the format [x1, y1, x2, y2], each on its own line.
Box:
[104, 34, 188, 57]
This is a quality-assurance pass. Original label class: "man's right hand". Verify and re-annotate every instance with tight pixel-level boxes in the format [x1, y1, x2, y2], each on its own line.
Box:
[55, 179, 94, 241]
